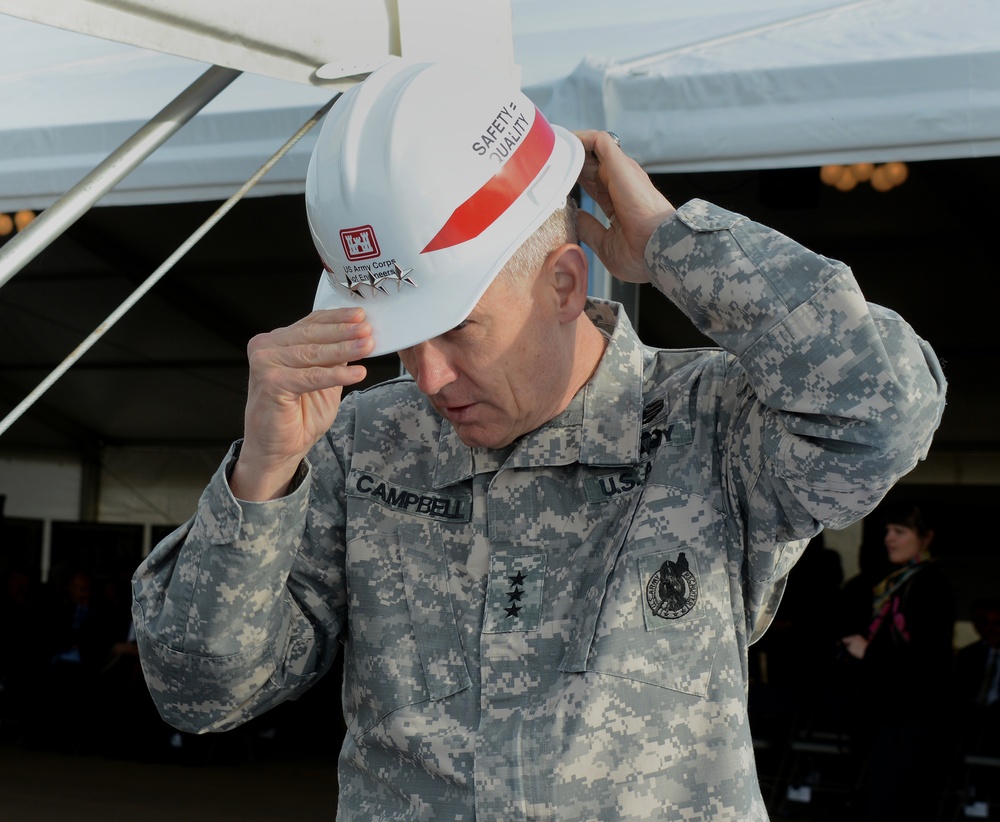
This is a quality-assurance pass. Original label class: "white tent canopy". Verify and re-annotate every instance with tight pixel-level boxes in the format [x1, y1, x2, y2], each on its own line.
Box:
[0, 0, 516, 212]
[0, 21, 332, 211]
[517, 0, 1000, 172]
[0, 0, 517, 85]
[1, 0, 999, 212]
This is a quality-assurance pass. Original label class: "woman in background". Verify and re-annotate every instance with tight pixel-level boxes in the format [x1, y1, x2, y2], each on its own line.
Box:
[841, 500, 955, 821]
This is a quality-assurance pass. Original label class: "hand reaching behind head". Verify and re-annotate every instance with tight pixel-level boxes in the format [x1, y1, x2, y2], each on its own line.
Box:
[574, 130, 676, 284]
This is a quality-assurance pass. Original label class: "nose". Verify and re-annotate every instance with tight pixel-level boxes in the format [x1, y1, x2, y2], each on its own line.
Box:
[402, 339, 458, 397]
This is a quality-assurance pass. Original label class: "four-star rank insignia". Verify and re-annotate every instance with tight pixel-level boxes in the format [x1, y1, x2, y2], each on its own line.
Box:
[337, 261, 418, 299]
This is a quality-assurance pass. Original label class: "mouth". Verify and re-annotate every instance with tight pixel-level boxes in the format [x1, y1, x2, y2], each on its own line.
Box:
[437, 401, 477, 424]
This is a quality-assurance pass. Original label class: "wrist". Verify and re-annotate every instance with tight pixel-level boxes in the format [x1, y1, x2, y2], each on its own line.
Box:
[228, 442, 305, 501]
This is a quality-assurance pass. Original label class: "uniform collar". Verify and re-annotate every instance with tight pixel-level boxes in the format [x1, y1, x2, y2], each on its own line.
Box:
[432, 299, 643, 488]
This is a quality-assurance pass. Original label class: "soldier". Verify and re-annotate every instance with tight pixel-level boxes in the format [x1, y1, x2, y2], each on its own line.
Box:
[133, 60, 946, 821]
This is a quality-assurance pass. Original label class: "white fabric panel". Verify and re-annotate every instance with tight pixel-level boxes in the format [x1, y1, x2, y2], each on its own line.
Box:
[516, 0, 1000, 171]
[0, 3, 517, 211]
[97, 446, 226, 525]
[0, 0, 516, 86]
[0, 456, 81, 521]
[0, 15, 335, 210]
[0, 0, 395, 85]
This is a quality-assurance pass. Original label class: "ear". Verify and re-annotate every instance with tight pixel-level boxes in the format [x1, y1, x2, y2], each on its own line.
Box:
[545, 244, 589, 324]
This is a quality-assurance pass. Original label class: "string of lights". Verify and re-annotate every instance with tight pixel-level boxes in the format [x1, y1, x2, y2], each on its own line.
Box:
[0, 210, 36, 237]
[819, 162, 909, 193]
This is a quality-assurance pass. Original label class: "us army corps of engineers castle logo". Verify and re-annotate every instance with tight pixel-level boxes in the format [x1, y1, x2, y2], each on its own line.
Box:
[646, 552, 699, 620]
[335, 225, 416, 298]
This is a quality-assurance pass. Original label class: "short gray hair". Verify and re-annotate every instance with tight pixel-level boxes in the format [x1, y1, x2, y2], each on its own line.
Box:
[500, 197, 579, 285]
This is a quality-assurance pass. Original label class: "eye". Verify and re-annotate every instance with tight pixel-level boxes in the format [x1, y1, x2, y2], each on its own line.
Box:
[449, 320, 470, 333]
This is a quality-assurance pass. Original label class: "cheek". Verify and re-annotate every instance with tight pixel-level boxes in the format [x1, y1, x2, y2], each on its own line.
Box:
[508, 352, 548, 401]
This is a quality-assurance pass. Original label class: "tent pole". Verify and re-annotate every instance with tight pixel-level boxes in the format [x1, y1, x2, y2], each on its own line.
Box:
[0, 95, 339, 441]
[0, 64, 241, 290]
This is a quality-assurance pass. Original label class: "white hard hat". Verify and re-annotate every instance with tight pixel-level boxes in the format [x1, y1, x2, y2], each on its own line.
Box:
[305, 60, 585, 357]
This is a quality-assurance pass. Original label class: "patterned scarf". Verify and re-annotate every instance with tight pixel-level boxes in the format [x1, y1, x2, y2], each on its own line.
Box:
[867, 559, 928, 644]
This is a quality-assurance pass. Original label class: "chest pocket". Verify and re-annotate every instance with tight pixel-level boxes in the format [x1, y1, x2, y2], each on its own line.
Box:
[559, 487, 727, 698]
[344, 521, 470, 739]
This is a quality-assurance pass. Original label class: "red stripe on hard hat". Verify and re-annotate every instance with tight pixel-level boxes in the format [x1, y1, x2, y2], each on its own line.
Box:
[421, 109, 556, 254]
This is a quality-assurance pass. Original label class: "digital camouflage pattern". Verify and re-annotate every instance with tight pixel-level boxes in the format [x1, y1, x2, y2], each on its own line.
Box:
[133, 200, 946, 821]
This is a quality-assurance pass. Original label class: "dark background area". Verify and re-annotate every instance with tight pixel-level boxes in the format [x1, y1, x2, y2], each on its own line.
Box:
[1, 156, 996, 454]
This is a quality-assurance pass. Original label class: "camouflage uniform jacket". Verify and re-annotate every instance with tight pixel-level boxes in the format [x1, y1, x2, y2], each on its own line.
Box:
[133, 199, 946, 821]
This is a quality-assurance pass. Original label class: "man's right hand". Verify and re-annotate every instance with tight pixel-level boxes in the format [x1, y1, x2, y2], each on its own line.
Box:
[229, 307, 374, 501]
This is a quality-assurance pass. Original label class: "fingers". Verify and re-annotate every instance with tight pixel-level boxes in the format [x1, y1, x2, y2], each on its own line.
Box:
[234, 307, 376, 500]
[251, 307, 370, 356]
[576, 208, 611, 265]
[575, 129, 629, 248]
[577, 129, 624, 175]
[573, 128, 677, 284]
[248, 307, 375, 392]
[576, 130, 623, 213]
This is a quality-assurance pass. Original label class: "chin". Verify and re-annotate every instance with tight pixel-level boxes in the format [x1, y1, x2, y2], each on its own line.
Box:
[459, 434, 503, 450]
[456, 427, 512, 450]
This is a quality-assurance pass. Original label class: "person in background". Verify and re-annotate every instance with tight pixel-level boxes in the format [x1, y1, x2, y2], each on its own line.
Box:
[841, 501, 955, 821]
